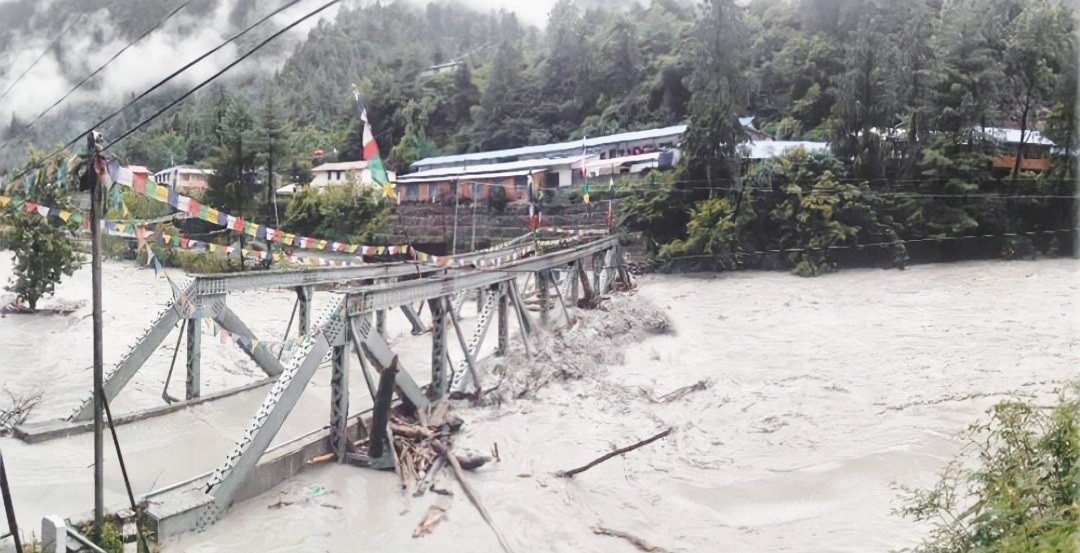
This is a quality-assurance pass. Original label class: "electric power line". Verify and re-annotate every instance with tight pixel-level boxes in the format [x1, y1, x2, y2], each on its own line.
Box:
[2, 0, 339, 189]
[104, 0, 343, 151]
[612, 183, 1078, 200]
[0, 14, 85, 104]
[58, 0, 307, 151]
[23, 0, 195, 130]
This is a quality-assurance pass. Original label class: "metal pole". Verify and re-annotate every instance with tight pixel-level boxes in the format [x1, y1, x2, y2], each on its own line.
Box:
[470, 185, 477, 252]
[278, 297, 298, 361]
[101, 394, 149, 553]
[452, 179, 460, 256]
[0, 449, 22, 553]
[88, 132, 105, 540]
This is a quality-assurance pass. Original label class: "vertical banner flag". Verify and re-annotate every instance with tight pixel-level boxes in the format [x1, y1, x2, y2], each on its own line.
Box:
[526, 171, 540, 231]
[528, 202, 539, 231]
[353, 85, 395, 201]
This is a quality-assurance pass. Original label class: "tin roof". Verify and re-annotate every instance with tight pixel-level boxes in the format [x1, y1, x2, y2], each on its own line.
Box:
[411, 125, 687, 170]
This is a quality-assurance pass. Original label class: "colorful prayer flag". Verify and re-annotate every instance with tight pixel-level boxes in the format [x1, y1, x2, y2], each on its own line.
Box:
[353, 86, 392, 194]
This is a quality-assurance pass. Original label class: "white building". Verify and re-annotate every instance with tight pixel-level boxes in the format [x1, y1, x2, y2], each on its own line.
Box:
[153, 166, 214, 193]
[397, 154, 599, 190]
[277, 161, 397, 196]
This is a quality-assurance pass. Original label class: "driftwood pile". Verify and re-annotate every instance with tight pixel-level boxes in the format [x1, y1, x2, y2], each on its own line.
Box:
[350, 399, 492, 495]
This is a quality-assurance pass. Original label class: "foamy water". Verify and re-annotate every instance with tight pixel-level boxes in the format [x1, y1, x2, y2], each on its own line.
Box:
[1, 255, 1077, 552]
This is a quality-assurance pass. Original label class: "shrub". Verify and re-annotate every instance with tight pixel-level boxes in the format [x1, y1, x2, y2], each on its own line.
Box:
[283, 186, 389, 243]
[772, 171, 906, 277]
[617, 173, 691, 254]
[900, 390, 1080, 552]
[659, 196, 752, 271]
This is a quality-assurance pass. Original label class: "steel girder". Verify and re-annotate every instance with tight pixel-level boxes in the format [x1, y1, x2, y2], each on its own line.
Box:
[200, 296, 348, 523]
[344, 237, 617, 316]
[69, 278, 203, 421]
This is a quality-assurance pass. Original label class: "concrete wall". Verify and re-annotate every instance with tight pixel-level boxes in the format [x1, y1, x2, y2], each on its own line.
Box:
[378, 202, 613, 247]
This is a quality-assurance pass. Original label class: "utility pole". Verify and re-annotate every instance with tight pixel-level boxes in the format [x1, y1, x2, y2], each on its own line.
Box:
[452, 178, 460, 256]
[87, 131, 105, 540]
[0, 448, 22, 553]
[470, 182, 477, 252]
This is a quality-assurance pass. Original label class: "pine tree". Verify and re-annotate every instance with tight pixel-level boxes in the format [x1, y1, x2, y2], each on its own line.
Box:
[682, 0, 752, 186]
[540, 0, 597, 138]
[252, 84, 291, 217]
[205, 95, 256, 218]
[473, 42, 530, 150]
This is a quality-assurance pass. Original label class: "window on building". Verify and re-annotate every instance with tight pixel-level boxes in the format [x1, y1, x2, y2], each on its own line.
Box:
[407, 184, 419, 201]
[428, 184, 438, 202]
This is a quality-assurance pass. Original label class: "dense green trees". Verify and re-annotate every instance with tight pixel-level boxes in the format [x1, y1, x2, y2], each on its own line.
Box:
[1, 0, 1073, 278]
[4, 0, 1074, 184]
[0, 154, 80, 311]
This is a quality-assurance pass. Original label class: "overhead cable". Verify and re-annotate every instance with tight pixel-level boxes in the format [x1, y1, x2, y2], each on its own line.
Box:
[23, 0, 195, 130]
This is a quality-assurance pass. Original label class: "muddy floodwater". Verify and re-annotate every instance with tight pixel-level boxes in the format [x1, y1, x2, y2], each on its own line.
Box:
[1, 256, 1077, 552]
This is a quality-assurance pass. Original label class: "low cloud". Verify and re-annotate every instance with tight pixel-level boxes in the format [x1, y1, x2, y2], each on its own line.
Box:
[0, 0, 342, 127]
[0, 0, 639, 132]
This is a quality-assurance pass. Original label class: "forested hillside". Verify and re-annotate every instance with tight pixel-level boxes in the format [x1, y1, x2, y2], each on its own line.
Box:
[1, 0, 1075, 181]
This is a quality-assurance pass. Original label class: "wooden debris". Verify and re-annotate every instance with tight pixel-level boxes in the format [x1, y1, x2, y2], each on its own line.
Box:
[556, 428, 673, 478]
[413, 503, 447, 538]
[390, 421, 434, 440]
[368, 356, 400, 460]
[267, 500, 294, 510]
[432, 441, 515, 553]
[306, 452, 335, 465]
[592, 526, 670, 553]
[413, 457, 446, 497]
[653, 381, 708, 403]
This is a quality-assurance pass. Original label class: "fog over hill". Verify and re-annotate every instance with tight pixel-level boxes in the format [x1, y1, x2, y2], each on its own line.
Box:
[0, 0, 642, 130]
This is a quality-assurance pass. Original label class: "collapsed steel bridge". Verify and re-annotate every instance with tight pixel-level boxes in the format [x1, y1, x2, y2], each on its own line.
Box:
[19, 235, 631, 540]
